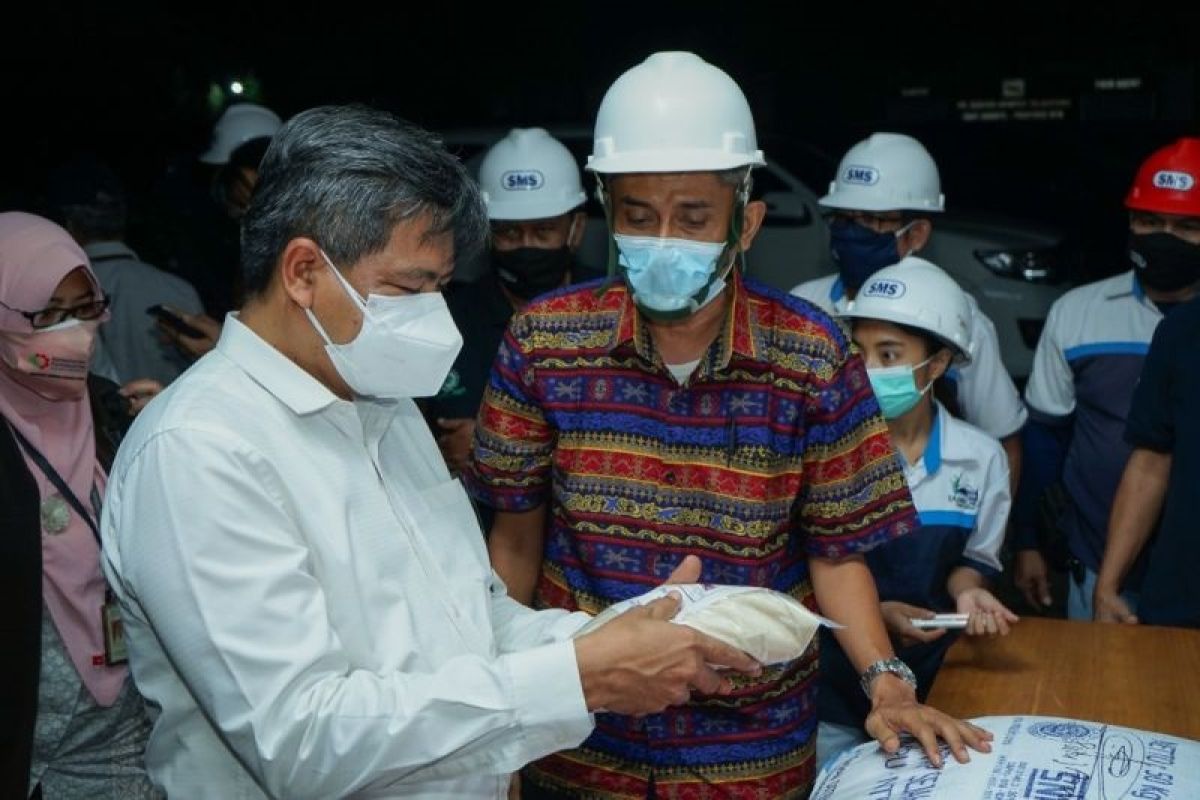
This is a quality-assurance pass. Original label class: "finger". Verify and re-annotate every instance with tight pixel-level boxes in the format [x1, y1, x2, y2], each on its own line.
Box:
[961, 721, 994, 752]
[933, 716, 970, 764]
[691, 632, 760, 676]
[911, 625, 947, 643]
[687, 662, 728, 696]
[640, 594, 682, 621]
[665, 555, 702, 585]
[169, 307, 199, 325]
[1034, 576, 1052, 607]
[1019, 583, 1042, 610]
[155, 319, 183, 342]
[908, 715, 944, 769]
[995, 614, 1012, 636]
[864, 711, 901, 754]
[119, 378, 160, 396]
[984, 613, 998, 636]
[1123, 613, 1140, 625]
[908, 605, 937, 620]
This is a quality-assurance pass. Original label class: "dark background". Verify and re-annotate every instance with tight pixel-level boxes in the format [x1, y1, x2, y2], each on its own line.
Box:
[3, 1, 1198, 281]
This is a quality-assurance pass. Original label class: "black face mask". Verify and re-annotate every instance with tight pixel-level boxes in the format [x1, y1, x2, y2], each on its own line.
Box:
[492, 246, 572, 300]
[1129, 231, 1200, 292]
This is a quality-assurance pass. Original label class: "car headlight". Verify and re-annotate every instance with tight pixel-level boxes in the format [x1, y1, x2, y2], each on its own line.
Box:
[975, 248, 1066, 284]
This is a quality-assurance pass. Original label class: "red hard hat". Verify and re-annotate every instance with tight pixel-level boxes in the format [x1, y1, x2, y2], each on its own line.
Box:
[1125, 137, 1200, 216]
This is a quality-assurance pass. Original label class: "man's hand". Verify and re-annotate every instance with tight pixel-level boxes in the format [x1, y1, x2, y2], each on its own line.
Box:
[1014, 549, 1053, 611]
[955, 588, 1019, 637]
[574, 593, 761, 716]
[158, 307, 221, 359]
[864, 674, 994, 768]
[119, 378, 164, 416]
[436, 418, 475, 474]
[1094, 588, 1139, 624]
[880, 601, 947, 647]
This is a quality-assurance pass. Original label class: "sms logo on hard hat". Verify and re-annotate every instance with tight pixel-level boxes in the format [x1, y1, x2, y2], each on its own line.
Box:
[862, 278, 906, 299]
[843, 165, 880, 186]
[1152, 170, 1195, 191]
[502, 170, 545, 191]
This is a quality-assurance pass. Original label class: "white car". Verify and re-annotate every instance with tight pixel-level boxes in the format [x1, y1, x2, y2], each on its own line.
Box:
[444, 128, 1071, 379]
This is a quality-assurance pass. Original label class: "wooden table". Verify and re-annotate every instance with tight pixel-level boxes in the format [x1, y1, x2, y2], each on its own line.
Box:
[926, 616, 1200, 740]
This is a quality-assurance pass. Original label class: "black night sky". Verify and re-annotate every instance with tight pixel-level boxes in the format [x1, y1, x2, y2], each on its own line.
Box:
[4, 1, 1199, 275]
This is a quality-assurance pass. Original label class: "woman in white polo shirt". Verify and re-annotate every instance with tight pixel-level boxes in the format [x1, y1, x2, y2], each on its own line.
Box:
[818, 256, 1019, 767]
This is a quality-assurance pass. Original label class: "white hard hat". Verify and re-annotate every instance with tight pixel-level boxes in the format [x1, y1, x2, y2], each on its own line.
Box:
[841, 256, 972, 363]
[587, 51, 766, 175]
[200, 103, 283, 165]
[820, 133, 944, 213]
[478, 128, 587, 220]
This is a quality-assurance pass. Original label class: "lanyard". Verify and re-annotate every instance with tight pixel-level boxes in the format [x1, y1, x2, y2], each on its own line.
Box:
[7, 422, 103, 547]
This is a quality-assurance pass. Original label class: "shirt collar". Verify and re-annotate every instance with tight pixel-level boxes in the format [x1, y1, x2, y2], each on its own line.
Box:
[215, 314, 342, 417]
[830, 275, 847, 305]
[607, 269, 759, 371]
[83, 240, 137, 262]
[1103, 270, 1163, 314]
[1131, 271, 1145, 301]
[921, 401, 945, 476]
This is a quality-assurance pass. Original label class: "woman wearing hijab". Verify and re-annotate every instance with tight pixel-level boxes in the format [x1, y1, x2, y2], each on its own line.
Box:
[0, 212, 158, 798]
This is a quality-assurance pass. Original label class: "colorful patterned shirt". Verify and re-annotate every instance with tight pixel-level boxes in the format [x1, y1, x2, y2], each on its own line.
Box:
[466, 271, 916, 799]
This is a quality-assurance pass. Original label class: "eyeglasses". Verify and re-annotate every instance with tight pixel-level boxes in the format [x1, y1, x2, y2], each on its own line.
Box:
[0, 295, 111, 329]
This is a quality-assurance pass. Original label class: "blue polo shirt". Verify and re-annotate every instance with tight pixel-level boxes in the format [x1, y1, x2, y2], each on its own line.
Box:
[1019, 271, 1164, 572]
[820, 402, 1010, 726]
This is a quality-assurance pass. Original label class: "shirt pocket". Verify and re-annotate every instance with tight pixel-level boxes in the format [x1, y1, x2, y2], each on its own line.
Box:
[391, 478, 496, 649]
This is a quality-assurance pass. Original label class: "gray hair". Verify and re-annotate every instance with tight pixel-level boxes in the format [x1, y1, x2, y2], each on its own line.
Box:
[716, 167, 754, 200]
[240, 105, 488, 295]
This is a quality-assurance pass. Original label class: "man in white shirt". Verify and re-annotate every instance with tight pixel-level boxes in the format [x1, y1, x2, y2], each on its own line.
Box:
[99, 105, 757, 800]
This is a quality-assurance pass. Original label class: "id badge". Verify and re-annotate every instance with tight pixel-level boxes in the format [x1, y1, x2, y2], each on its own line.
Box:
[102, 599, 128, 665]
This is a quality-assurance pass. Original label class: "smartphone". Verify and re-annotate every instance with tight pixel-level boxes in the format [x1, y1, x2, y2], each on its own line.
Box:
[910, 613, 969, 630]
[147, 305, 205, 338]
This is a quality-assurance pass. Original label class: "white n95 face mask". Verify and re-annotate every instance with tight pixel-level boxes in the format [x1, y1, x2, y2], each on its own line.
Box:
[305, 250, 463, 399]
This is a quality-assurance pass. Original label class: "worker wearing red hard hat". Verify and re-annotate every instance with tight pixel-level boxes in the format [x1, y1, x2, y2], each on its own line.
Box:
[1014, 137, 1200, 619]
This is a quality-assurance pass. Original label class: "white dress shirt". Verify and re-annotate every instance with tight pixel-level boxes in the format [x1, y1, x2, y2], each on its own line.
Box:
[101, 315, 593, 799]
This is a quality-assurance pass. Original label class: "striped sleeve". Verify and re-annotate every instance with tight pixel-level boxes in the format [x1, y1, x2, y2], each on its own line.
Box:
[797, 340, 917, 560]
[464, 313, 555, 511]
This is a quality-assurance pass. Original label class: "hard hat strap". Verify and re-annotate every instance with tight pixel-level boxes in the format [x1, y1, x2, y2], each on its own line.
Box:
[594, 177, 619, 297]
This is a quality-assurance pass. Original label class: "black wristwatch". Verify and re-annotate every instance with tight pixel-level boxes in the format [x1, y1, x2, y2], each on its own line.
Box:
[859, 657, 918, 697]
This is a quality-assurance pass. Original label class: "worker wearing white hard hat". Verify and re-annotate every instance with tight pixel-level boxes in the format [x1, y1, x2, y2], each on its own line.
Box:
[468, 52, 993, 800]
[426, 128, 597, 476]
[818, 257, 1017, 768]
[792, 132, 1027, 493]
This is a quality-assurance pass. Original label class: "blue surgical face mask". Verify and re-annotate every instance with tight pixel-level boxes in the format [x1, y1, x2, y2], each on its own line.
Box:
[830, 218, 915, 292]
[614, 234, 728, 320]
[867, 356, 934, 419]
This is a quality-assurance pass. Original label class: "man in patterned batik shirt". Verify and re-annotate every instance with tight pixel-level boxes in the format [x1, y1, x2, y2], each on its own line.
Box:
[466, 52, 992, 799]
